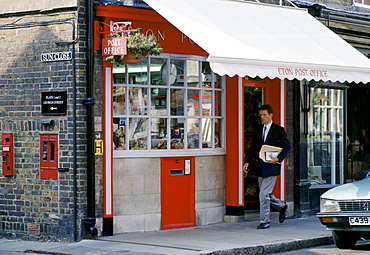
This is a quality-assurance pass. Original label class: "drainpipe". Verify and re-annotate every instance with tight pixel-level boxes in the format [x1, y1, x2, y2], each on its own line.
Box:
[82, 0, 97, 238]
[55, 19, 79, 241]
[71, 21, 78, 242]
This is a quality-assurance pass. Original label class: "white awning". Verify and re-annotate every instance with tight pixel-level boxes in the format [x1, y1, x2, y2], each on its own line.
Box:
[144, 0, 370, 83]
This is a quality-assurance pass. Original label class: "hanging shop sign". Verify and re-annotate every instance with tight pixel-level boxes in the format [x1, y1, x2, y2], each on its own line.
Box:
[102, 37, 127, 56]
[41, 90, 67, 115]
[41, 51, 72, 62]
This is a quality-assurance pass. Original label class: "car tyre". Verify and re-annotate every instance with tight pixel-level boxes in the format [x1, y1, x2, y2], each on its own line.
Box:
[332, 231, 357, 249]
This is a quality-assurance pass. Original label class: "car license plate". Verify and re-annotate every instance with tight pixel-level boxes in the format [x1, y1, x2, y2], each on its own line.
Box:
[349, 217, 370, 225]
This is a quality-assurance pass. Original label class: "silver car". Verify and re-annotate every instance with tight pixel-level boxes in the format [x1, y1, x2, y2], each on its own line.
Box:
[317, 172, 370, 249]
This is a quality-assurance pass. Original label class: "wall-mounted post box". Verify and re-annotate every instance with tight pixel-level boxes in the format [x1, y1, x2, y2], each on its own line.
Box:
[40, 133, 58, 180]
[2, 133, 14, 176]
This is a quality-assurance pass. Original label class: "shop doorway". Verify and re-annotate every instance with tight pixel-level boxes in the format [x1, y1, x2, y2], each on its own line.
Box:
[244, 86, 263, 209]
[243, 78, 284, 209]
[347, 83, 370, 180]
[160, 157, 195, 229]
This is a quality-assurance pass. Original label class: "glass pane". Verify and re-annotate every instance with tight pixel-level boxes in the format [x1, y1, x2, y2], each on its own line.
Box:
[129, 118, 148, 150]
[113, 117, 126, 150]
[307, 86, 344, 185]
[113, 86, 126, 115]
[113, 71, 126, 84]
[214, 74, 222, 88]
[187, 118, 199, 149]
[186, 60, 200, 87]
[50, 142, 55, 161]
[214, 90, 222, 116]
[151, 118, 167, 150]
[171, 59, 185, 87]
[170, 89, 185, 116]
[127, 57, 148, 85]
[202, 90, 212, 116]
[42, 141, 47, 161]
[158, 59, 179, 86]
[202, 118, 212, 148]
[151, 88, 167, 116]
[187, 89, 200, 116]
[201, 61, 222, 88]
[128, 87, 148, 115]
[151, 58, 167, 85]
[215, 118, 222, 148]
[170, 118, 185, 149]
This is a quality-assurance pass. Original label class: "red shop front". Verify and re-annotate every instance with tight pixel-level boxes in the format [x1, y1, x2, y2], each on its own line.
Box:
[94, 0, 370, 234]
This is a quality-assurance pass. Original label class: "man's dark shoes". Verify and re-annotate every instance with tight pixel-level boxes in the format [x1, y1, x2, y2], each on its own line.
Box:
[257, 223, 270, 229]
[279, 204, 288, 223]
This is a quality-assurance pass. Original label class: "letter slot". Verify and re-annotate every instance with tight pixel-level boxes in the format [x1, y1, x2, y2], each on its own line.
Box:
[170, 169, 184, 175]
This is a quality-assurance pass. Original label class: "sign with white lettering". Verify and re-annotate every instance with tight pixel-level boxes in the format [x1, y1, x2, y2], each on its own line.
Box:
[41, 52, 72, 62]
[41, 91, 67, 115]
[102, 37, 127, 56]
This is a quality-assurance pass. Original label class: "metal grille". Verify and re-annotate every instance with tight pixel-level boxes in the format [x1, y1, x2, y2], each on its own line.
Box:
[339, 201, 370, 212]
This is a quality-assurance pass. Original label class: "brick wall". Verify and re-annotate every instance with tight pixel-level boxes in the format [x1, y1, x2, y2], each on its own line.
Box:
[0, 3, 96, 241]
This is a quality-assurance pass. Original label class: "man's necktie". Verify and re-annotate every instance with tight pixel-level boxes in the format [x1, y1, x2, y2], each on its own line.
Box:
[262, 126, 267, 142]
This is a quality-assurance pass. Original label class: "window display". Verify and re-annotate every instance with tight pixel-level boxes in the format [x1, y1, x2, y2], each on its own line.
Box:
[307, 85, 345, 185]
[128, 87, 147, 115]
[151, 118, 167, 149]
[129, 118, 148, 150]
[187, 118, 199, 149]
[187, 89, 200, 116]
[113, 86, 126, 115]
[112, 54, 224, 153]
[170, 89, 184, 116]
[171, 118, 185, 149]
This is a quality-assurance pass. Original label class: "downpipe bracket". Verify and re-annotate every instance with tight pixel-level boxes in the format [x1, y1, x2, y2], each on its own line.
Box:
[82, 98, 95, 106]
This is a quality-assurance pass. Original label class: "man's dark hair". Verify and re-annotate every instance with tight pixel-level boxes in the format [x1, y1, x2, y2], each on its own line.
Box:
[259, 104, 274, 114]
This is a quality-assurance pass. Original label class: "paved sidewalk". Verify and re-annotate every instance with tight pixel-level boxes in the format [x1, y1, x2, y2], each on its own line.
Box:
[0, 216, 332, 255]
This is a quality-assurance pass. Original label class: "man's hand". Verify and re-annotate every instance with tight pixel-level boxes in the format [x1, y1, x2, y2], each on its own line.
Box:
[243, 163, 249, 172]
[269, 156, 279, 164]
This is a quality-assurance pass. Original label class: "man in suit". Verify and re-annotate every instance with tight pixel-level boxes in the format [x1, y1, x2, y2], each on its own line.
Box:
[243, 104, 291, 229]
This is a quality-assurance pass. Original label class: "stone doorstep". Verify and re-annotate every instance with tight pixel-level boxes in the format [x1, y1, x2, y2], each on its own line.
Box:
[223, 202, 294, 223]
[223, 211, 279, 223]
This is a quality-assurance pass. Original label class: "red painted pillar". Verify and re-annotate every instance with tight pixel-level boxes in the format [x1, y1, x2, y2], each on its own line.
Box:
[225, 76, 244, 215]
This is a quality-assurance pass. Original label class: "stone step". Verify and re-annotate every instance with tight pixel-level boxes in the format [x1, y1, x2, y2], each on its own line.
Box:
[223, 211, 279, 223]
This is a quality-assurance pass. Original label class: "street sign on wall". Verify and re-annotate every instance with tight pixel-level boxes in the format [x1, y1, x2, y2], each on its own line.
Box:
[41, 52, 72, 62]
[41, 91, 67, 115]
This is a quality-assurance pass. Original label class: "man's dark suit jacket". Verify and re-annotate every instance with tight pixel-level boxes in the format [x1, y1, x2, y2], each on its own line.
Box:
[246, 122, 291, 177]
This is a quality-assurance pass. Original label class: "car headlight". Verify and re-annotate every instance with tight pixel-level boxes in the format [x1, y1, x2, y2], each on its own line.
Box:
[320, 198, 340, 213]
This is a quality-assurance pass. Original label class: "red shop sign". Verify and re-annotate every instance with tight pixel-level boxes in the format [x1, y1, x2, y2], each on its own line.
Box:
[102, 37, 127, 56]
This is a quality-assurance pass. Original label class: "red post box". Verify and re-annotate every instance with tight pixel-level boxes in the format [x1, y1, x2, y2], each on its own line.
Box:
[2, 133, 14, 176]
[40, 133, 58, 180]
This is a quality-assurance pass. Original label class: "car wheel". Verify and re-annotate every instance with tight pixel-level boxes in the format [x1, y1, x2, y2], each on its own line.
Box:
[332, 231, 358, 249]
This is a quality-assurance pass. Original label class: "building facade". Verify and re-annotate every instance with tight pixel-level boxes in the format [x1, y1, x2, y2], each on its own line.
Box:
[1, 0, 370, 241]
[0, 0, 98, 241]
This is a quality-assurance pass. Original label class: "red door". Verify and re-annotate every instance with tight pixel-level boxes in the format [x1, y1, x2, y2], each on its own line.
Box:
[161, 157, 195, 230]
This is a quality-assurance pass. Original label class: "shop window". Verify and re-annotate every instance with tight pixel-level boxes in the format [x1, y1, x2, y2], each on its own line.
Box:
[112, 55, 224, 153]
[306, 84, 345, 185]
